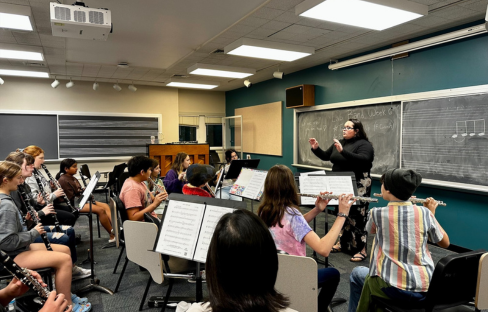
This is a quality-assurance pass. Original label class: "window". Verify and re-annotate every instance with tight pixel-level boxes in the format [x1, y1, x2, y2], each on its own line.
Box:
[206, 124, 222, 147]
[179, 126, 196, 142]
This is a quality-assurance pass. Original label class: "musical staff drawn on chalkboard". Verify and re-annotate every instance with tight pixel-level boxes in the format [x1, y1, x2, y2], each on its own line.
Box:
[452, 119, 485, 141]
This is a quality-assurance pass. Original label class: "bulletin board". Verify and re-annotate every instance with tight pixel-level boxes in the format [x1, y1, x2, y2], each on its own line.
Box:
[235, 101, 282, 156]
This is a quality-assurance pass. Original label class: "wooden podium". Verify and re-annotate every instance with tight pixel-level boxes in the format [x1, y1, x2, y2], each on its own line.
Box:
[147, 144, 210, 176]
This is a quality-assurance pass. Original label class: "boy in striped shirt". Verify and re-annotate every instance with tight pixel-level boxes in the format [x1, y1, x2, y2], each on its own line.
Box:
[354, 169, 449, 311]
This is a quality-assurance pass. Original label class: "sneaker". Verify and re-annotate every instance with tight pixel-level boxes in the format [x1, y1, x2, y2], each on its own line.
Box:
[72, 266, 91, 281]
[108, 237, 116, 243]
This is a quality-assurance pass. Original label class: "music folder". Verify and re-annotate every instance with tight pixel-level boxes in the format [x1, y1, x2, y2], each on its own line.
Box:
[224, 159, 260, 180]
[153, 193, 246, 263]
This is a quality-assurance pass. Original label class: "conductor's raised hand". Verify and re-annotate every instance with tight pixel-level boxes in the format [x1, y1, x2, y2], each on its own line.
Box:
[333, 139, 343, 153]
[315, 192, 331, 211]
[423, 197, 438, 215]
[338, 194, 354, 216]
[308, 138, 319, 150]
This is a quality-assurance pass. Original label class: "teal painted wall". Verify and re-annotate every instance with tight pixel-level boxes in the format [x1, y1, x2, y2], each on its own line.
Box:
[226, 30, 488, 251]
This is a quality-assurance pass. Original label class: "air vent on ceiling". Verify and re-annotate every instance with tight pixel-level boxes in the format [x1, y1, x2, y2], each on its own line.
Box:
[172, 74, 190, 78]
[23, 62, 45, 67]
[211, 49, 224, 54]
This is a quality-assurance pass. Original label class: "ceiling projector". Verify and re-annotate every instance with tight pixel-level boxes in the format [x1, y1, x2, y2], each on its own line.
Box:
[50, 2, 112, 41]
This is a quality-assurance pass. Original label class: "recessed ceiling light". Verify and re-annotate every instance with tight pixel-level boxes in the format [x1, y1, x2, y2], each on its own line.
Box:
[0, 49, 43, 61]
[188, 63, 256, 79]
[0, 3, 34, 31]
[0, 69, 48, 78]
[296, 0, 427, 31]
[225, 38, 314, 62]
[166, 80, 219, 89]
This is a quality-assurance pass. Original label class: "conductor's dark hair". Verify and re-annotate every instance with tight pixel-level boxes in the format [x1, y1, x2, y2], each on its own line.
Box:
[348, 119, 370, 142]
[128, 155, 154, 177]
[206, 209, 289, 312]
[224, 149, 237, 164]
[56, 158, 77, 179]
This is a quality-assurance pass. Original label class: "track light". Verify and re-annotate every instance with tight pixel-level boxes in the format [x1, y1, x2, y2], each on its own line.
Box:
[113, 83, 121, 91]
[66, 78, 74, 88]
[0, 77, 4, 85]
[93, 82, 99, 90]
[273, 71, 284, 79]
[51, 78, 59, 88]
[244, 79, 252, 88]
[128, 84, 137, 92]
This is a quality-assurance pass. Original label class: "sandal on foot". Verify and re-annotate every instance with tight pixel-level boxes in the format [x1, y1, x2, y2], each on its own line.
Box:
[73, 302, 92, 312]
[350, 252, 367, 262]
[71, 293, 88, 304]
[330, 245, 341, 253]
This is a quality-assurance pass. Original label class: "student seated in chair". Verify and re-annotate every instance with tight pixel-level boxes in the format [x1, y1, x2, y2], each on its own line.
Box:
[183, 209, 296, 312]
[182, 164, 217, 198]
[120, 156, 168, 221]
[349, 169, 450, 312]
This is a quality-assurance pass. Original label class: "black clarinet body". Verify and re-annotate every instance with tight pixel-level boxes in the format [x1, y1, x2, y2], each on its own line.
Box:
[18, 188, 53, 252]
[0, 250, 51, 302]
[40, 165, 79, 215]
[32, 169, 63, 232]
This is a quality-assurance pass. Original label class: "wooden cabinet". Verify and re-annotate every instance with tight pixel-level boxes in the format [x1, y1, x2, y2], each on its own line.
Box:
[147, 144, 210, 176]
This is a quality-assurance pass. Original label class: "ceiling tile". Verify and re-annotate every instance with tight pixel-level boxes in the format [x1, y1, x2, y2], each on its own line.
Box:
[66, 63, 83, 76]
[273, 11, 301, 24]
[125, 68, 150, 79]
[12, 31, 41, 45]
[228, 24, 257, 35]
[238, 16, 269, 27]
[48, 65, 66, 75]
[431, 5, 480, 20]
[39, 33, 65, 48]
[457, 0, 488, 12]
[265, 0, 302, 11]
[97, 65, 117, 78]
[0, 31, 17, 44]
[81, 64, 101, 76]
[1, 0, 29, 5]
[251, 7, 286, 20]
[262, 20, 292, 31]
[44, 55, 65, 65]
[112, 67, 134, 79]
[408, 15, 451, 27]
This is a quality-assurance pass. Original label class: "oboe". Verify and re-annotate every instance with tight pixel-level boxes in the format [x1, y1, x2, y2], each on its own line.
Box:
[41, 164, 78, 214]
[18, 187, 53, 251]
[298, 193, 379, 203]
[32, 169, 63, 232]
[373, 193, 447, 206]
[0, 250, 51, 305]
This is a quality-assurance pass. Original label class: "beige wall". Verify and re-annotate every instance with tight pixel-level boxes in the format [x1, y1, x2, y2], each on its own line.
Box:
[178, 88, 225, 116]
[0, 77, 225, 173]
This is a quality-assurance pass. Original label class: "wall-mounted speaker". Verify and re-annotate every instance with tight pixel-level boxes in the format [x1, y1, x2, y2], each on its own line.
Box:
[285, 84, 315, 109]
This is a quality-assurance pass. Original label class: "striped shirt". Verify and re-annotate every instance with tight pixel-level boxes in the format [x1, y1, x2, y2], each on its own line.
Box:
[366, 202, 444, 292]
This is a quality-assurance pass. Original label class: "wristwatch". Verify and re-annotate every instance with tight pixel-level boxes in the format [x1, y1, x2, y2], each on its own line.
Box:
[337, 213, 348, 218]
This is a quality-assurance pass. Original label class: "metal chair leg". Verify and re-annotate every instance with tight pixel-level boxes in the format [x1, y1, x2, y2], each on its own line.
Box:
[139, 276, 152, 311]
[114, 257, 128, 293]
[97, 214, 101, 238]
[113, 245, 125, 274]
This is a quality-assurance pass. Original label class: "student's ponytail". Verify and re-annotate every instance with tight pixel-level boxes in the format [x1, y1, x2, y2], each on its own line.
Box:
[56, 158, 77, 179]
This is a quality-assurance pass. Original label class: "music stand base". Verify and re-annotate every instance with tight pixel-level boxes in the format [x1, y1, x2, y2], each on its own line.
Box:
[148, 296, 201, 308]
[77, 278, 114, 295]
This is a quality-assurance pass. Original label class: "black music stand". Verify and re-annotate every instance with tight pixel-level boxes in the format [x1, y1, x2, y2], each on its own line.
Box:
[224, 159, 260, 180]
[77, 171, 114, 295]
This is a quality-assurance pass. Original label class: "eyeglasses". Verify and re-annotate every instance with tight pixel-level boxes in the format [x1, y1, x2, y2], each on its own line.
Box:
[343, 127, 354, 131]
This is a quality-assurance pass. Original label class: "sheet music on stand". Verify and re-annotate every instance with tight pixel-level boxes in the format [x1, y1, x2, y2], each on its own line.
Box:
[78, 171, 100, 210]
[153, 194, 241, 263]
[299, 173, 357, 206]
[229, 168, 267, 201]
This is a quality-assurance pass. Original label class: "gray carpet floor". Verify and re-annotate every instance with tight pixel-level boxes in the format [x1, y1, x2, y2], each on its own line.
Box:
[5, 195, 483, 312]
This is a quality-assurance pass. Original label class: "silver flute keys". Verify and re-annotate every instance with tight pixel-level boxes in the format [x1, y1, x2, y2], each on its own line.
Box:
[297, 193, 379, 203]
[373, 193, 447, 206]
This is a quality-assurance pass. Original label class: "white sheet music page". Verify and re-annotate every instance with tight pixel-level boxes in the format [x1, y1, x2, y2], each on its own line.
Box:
[241, 170, 267, 200]
[193, 205, 235, 263]
[300, 170, 326, 176]
[229, 168, 253, 196]
[324, 176, 355, 205]
[299, 175, 329, 205]
[154, 200, 205, 260]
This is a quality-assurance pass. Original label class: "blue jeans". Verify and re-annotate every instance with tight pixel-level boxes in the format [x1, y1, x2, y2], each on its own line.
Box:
[34, 226, 77, 263]
[215, 186, 243, 201]
[318, 267, 340, 311]
[349, 266, 369, 312]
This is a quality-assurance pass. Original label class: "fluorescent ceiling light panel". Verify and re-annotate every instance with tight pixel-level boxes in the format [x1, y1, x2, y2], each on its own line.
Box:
[224, 38, 314, 62]
[0, 3, 33, 31]
[0, 49, 43, 61]
[296, 0, 427, 31]
[166, 80, 219, 89]
[188, 63, 255, 79]
[0, 69, 49, 78]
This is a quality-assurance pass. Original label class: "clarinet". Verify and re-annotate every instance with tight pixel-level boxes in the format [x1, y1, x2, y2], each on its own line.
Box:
[18, 187, 53, 251]
[0, 250, 51, 306]
[32, 169, 63, 232]
[41, 164, 79, 214]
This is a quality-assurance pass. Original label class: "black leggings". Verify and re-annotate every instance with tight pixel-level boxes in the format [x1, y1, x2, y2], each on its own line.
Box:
[40, 203, 77, 226]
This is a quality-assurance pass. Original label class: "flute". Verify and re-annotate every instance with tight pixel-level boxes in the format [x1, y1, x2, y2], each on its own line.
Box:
[146, 177, 169, 202]
[0, 250, 51, 305]
[18, 187, 53, 251]
[373, 193, 447, 206]
[298, 193, 379, 203]
[33, 169, 63, 232]
[41, 164, 79, 215]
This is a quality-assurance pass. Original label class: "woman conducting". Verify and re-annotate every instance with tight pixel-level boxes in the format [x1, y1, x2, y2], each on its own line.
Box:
[308, 118, 374, 262]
